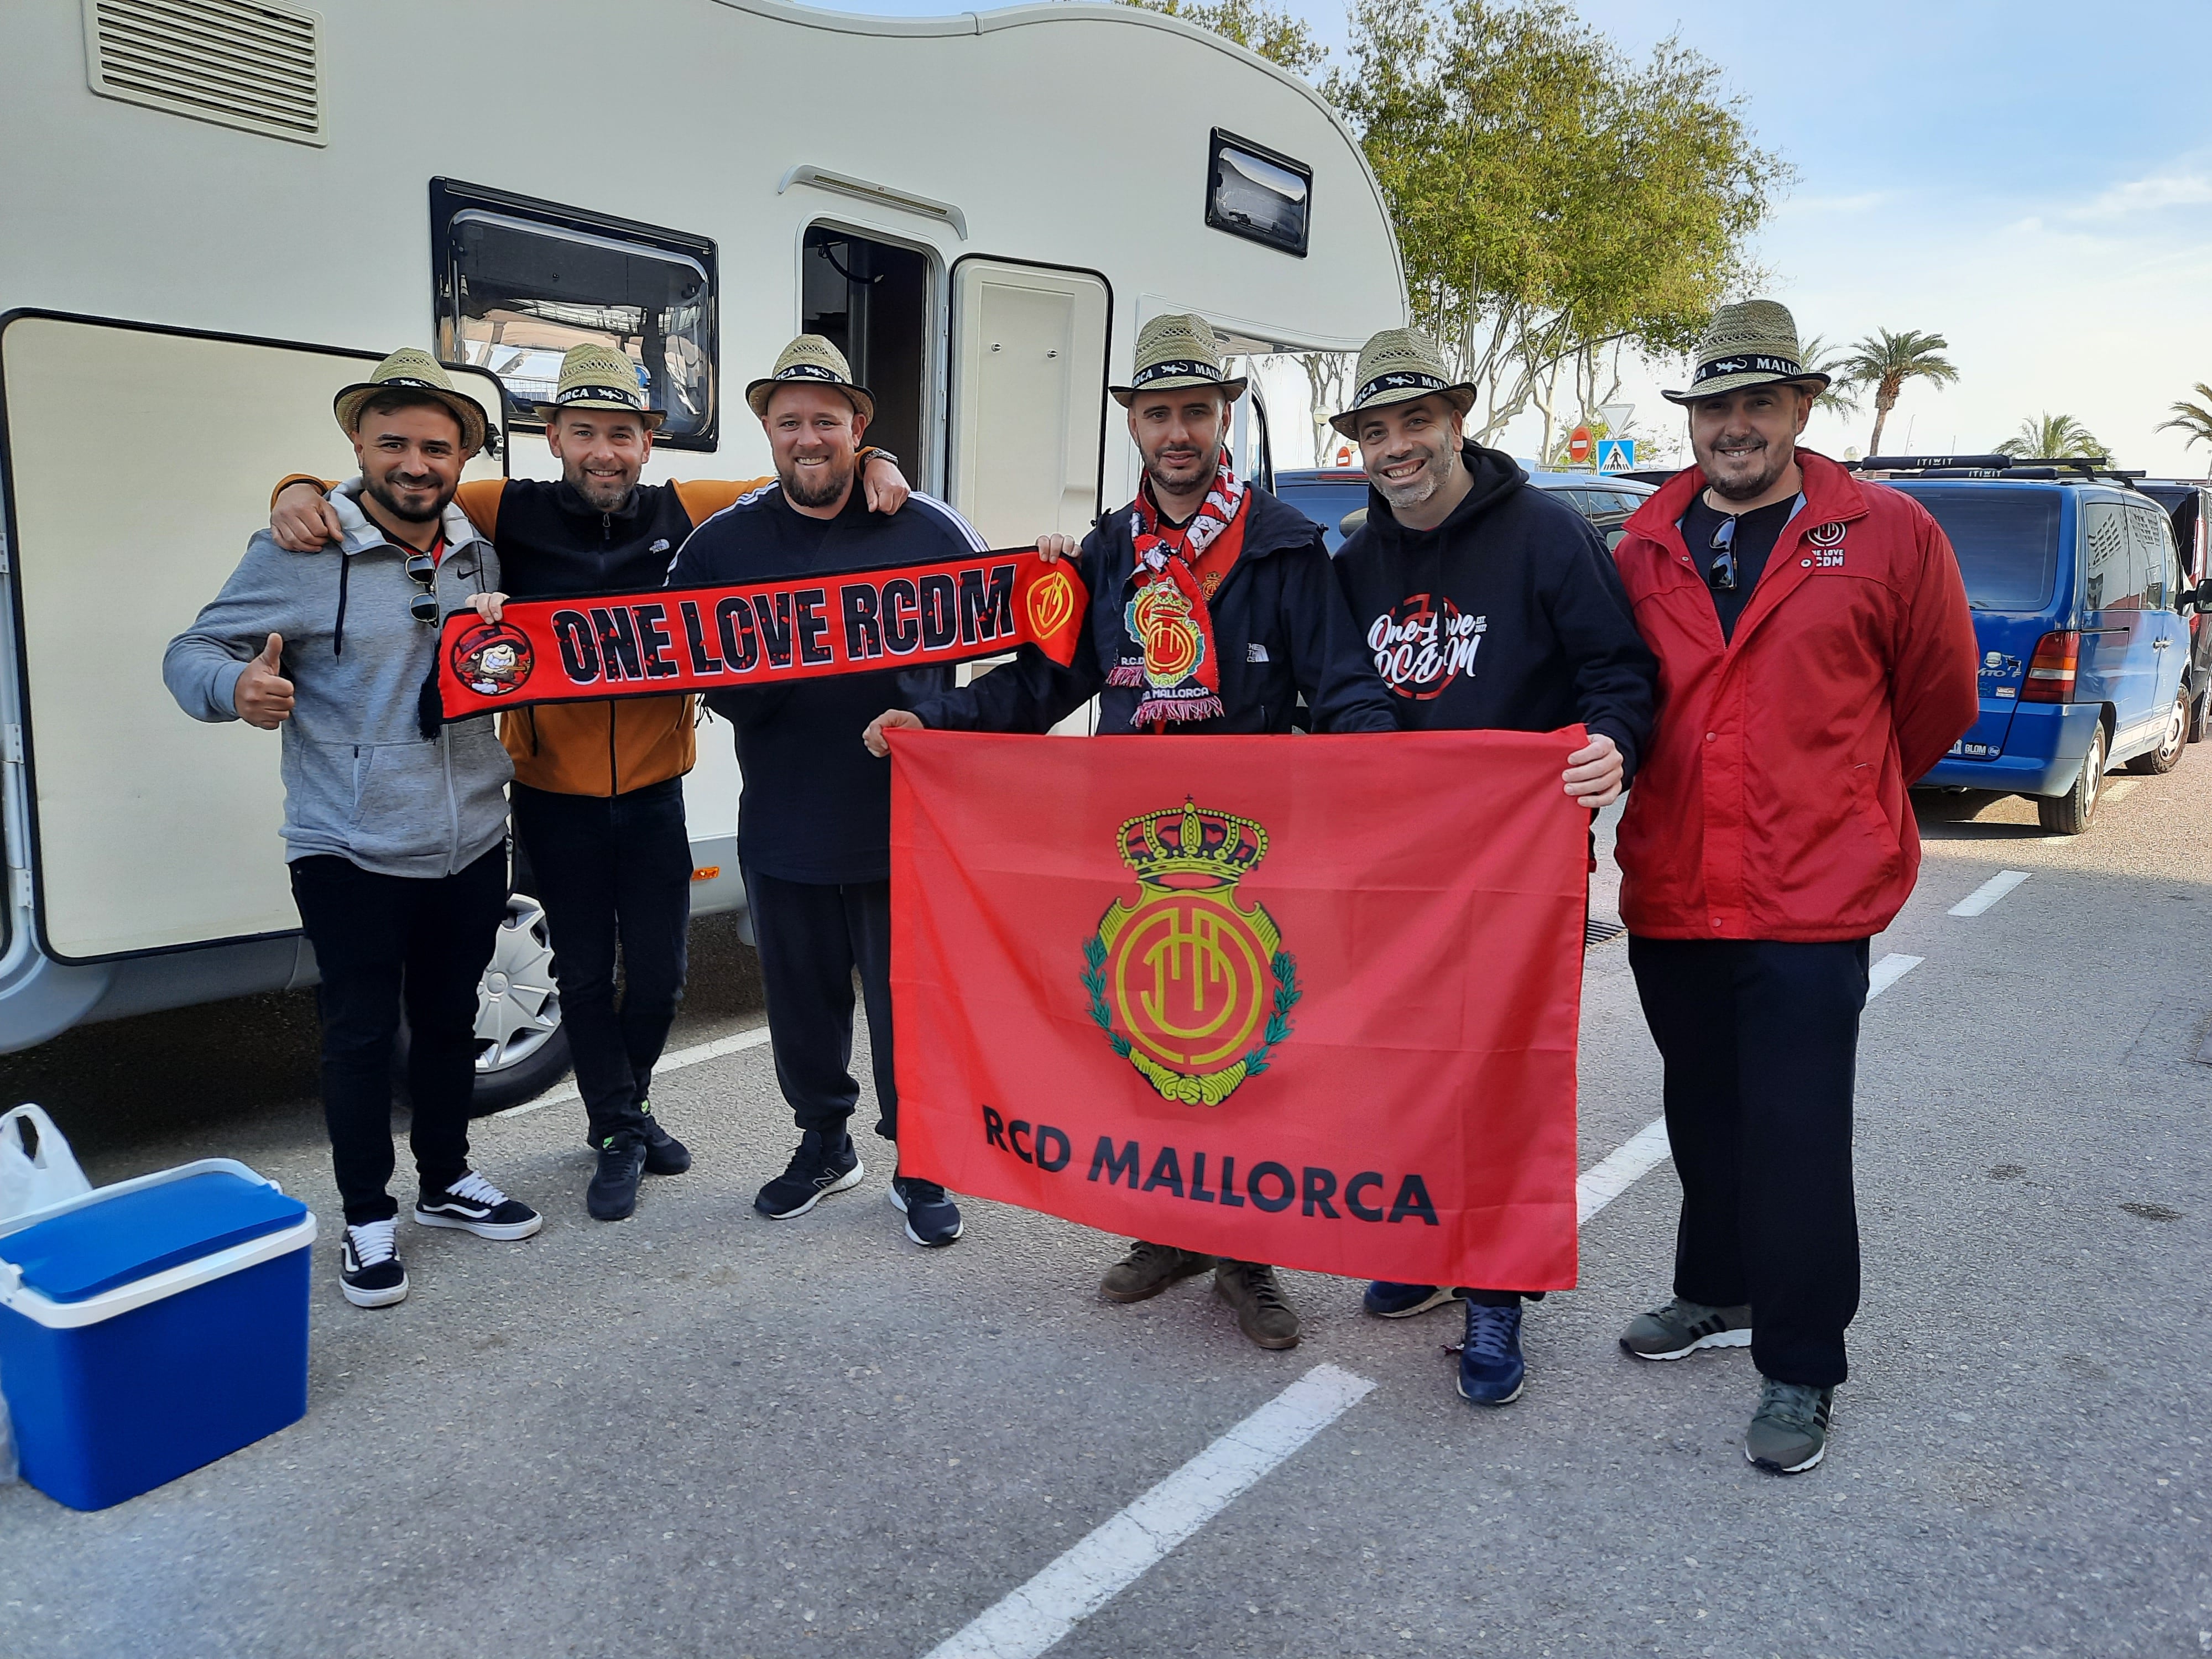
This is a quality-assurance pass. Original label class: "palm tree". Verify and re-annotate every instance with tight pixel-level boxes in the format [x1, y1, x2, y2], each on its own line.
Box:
[1996, 412, 2103, 460]
[2157, 384, 2212, 453]
[1839, 328, 1959, 456]
[1797, 334, 1860, 416]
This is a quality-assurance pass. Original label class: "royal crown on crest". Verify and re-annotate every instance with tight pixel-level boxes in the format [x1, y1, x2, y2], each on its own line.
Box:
[1118, 798, 1269, 891]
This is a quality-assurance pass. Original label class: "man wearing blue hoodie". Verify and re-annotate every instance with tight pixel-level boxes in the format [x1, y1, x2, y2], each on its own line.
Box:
[165, 350, 542, 1311]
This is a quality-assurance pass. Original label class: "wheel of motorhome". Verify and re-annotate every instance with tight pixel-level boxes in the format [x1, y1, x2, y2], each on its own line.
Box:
[0, 0, 1406, 1065]
[467, 892, 567, 1115]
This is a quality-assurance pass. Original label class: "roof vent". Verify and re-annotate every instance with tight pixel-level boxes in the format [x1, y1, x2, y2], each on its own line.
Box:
[83, 0, 325, 147]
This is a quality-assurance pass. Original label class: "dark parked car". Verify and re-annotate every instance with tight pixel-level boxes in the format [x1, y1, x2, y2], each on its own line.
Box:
[1275, 465, 1656, 552]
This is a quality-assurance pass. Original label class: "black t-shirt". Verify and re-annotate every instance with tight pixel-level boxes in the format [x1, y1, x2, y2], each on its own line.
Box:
[1679, 491, 1798, 641]
[664, 483, 971, 884]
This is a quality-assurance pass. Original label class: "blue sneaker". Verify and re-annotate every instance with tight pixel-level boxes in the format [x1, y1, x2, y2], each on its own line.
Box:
[1363, 1281, 1467, 1318]
[1455, 1301, 1526, 1406]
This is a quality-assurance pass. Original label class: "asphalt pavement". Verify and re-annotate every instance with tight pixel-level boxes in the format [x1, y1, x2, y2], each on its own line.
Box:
[1, 755, 2208, 1658]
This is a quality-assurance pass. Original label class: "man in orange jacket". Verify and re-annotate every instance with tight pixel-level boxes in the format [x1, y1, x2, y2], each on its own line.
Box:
[1607, 301, 1976, 1475]
[269, 344, 910, 1222]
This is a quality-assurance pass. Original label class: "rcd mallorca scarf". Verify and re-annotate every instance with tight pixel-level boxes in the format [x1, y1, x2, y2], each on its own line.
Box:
[1107, 453, 1248, 728]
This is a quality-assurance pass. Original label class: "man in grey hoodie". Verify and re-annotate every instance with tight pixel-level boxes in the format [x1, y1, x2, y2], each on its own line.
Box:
[165, 349, 542, 1310]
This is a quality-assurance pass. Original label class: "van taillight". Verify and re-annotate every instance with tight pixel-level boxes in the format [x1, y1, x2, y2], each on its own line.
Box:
[2022, 630, 2079, 702]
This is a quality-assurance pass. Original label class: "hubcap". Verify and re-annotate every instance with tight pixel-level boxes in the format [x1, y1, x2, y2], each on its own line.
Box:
[475, 894, 561, 1074]
[2163, 693, 2187, 760]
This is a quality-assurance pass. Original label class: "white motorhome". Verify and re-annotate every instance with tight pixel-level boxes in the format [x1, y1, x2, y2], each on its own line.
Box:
[0, 0, 1406, 1104]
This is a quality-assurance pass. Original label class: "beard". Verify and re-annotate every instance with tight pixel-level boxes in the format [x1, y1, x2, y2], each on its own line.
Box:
[780, 452, 855, 508]
[362, 467, 453, 526]
[1370, 434, 1457, 510]
[566, 466, 637, 512]
[1699, 435, 1793, 502]
[1142, 444, 1217, 496]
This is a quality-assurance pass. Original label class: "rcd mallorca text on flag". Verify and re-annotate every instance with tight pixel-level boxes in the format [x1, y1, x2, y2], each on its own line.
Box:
[889, 729, 1590, 1290]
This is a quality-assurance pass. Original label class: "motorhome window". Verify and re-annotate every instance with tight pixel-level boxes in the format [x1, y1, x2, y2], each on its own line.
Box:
[1206, 131, 1311, 258]
[431, 182, 718, 448]
[801, 228, 930, 478]
[1904, 487, 2060, 611]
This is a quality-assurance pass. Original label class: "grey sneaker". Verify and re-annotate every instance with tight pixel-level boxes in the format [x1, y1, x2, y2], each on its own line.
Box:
[1745, 1378, 1834, 1473]
[1619, 1296, 1752, 1360]
[1099, 1240, 1215, 1303]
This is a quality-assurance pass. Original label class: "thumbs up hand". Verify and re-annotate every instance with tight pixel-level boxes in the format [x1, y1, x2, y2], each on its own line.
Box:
[234, 633, 295, 729]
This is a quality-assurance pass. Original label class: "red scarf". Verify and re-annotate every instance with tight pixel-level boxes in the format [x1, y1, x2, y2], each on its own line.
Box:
[1108, 453, 1248, 728]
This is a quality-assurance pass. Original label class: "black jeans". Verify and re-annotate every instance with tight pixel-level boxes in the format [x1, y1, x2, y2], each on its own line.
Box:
[744, 867, 896, 1142]
[513, 779, 692, 1145]
[290, 848, 508, 1227]
[1627, 935, 1872, 1387]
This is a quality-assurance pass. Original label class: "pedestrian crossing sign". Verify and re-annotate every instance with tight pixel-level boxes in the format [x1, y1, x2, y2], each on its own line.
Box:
[1596, 438, 1635, 473]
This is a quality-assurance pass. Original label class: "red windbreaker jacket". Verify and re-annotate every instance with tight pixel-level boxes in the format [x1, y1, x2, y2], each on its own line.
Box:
[1612, 451, 1978, 942]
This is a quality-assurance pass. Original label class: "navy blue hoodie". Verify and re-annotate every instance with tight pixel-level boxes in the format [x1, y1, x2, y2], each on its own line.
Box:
[909, 486, 1395, 738]
[1331, 443, 1656, 774]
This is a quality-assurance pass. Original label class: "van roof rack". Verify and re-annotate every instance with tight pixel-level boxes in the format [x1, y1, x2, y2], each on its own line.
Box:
[1852, 453, 2146, 486]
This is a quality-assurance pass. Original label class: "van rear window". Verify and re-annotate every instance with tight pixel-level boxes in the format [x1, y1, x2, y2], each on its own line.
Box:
[1901, 487, 2061, 610]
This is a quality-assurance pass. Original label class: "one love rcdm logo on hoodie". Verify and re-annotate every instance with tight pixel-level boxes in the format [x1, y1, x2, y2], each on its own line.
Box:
[1365, 594, 1488, 701]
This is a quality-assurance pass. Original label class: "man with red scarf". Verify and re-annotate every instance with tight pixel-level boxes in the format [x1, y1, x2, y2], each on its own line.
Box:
[865, 312, 1395, 1349]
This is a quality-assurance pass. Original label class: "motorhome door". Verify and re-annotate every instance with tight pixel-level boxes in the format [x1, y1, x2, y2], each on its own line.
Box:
[0, 314, 505, 961]
[946, 259, 1109, 546]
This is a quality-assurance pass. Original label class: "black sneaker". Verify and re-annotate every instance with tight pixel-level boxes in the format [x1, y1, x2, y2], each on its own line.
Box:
[638, 1099, 692, 1176]
[889, 1175, 963, 1247]
[340, 1220, 408, 1308]
[754, 1129, 864, 1219]
[414, 1171, 544, 1240]
[587, 1133, 648, 1222]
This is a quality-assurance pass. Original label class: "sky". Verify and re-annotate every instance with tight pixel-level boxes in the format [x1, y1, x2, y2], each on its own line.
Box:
[802, 0, 2212, 475]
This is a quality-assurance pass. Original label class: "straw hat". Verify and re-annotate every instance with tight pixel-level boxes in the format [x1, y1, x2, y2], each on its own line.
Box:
[1109, 314, 1248, 407]
[745, 335, 875, 422]
[533, 343, 665, 429]
[1329, 328, 1475, 436]
[332, 348, 488, 455]
[1662, 300, 1830, 405]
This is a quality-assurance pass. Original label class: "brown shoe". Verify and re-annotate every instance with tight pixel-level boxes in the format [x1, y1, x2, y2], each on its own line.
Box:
[1214, 1259, 1301, 1349]
[1100, 1239, 1217, 1303]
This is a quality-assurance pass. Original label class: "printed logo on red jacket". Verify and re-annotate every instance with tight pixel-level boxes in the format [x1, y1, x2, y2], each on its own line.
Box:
[1366, 596, 1486, 700]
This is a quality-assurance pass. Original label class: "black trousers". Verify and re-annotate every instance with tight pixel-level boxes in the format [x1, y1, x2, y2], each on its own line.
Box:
[513, 779, 692, 1145]
[290, 848, 508, 1227]
[1627, 935, 1871, 1387]
[744, 867, 897, 1142]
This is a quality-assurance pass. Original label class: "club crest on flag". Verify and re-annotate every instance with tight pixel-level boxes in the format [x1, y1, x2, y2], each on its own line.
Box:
[1027, 566, 1077, 639]
[1082, 797, 1300, 1106]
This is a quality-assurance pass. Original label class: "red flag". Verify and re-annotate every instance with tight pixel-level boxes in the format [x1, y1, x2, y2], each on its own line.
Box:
[434, 549, 1088, 722]
[890, 729, 1588, 1290]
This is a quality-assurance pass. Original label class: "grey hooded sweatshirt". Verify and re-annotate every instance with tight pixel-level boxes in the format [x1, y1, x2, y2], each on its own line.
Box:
[164, 482, 513, 879]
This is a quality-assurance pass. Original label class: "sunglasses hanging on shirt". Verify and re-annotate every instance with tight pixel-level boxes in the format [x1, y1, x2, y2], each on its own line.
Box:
[1707, 514, 1739, 592]
[400, 531, 448, 624]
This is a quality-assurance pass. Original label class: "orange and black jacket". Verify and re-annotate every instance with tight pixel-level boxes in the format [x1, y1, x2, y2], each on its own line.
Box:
[276, 472, 806, 796]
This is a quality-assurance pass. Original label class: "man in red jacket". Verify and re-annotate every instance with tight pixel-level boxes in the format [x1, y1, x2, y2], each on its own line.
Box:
[1608, 300, 1976, 1475]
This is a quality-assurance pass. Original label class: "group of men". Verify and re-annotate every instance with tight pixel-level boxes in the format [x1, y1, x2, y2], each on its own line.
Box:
[165, 295, 1975, 1477]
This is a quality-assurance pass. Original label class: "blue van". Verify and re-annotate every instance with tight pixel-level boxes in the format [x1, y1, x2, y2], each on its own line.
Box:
[1891, 461, 2201, 833]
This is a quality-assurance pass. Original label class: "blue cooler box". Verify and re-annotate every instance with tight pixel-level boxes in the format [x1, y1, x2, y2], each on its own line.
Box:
[0, 1159, 315, 1510]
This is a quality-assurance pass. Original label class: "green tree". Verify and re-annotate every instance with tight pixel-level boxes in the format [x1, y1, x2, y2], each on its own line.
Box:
[1797, 333, 1860, 417]
[1116, 0, 1326, 76]
[1839, 328, 1958, 456]
[2157, 384, 2212, 453]
[1995, 412, 2103, 460]
[1324, 0, 1786, 452]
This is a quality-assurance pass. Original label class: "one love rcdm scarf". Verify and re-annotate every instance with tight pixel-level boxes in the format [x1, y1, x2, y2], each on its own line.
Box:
[1107, 452, 1248, 728]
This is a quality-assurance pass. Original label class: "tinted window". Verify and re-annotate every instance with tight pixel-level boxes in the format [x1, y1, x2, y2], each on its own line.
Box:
[1276, 478, 1367, 551]
[1905, 487, 2063, 611]
[431, 179, 718, 448]
[1207, 129, 1311, 258]
[2130, 505, 2177, 610]
[2080, 499, 2127, 611]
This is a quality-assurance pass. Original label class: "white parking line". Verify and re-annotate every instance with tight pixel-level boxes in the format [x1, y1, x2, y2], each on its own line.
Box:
[1577, 1117, 1671, 1224]
[1867, 952, 1923, 1000]
[1949, 869, 2030, 916]
[922, 1364, 1378, 1659]
[492, 1024, 771, 1119]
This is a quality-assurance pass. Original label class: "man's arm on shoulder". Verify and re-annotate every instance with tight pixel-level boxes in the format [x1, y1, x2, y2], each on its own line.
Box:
[1283, 531, 1397, 733]
[1890, 505, 1979, 780]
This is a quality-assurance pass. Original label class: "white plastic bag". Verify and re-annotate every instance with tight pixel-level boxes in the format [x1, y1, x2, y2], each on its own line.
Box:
[0, 1103, 91, 1223]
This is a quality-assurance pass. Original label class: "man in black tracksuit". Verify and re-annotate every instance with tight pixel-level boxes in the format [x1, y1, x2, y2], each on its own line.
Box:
[1324, 327, 1656, 1407]
[669, 333, 975, 1250]
[865, 312, 1397, 1349]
